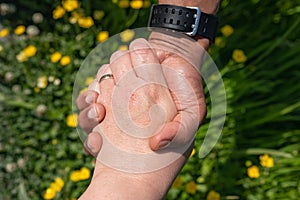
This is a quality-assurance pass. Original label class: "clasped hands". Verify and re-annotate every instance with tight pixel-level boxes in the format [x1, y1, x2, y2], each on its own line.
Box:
[77, 36, 206, 159]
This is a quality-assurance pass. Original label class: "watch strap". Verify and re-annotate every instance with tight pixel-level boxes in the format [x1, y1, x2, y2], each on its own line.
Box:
[148, 4, 219, 43]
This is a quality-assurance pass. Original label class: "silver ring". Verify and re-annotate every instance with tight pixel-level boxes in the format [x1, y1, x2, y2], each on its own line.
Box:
[99, 74, 114, 83]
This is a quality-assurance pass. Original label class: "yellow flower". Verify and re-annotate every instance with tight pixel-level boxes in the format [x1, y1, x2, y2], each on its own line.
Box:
[171, 177, 182, 189]
[207, 190, 221, 200]
[69, 11, 84, 24]
[54, 177, 64, 190]
[62, 0, 79, 12]
[60, 55, 71, 66]
[130, 0, 143, 9]
[259, 154, 274, 168]
[245, 160, 252, 167]
[37, 76, 48, 89]
[232, 49, 247, 63]
[214, 37, 225, 48]
[50, 182, 60, 193]
[14, 25, 26, 35]
[247, 165, 260, 178]
[66, 113, 78, 128]
[70, 170, 81, 182]
[118, 0, 130, 8]
[221, 25, 234, 37]
[78, 16, 94, 28]
[185, 180, 197, 194]
[97, 31, 109, 42]
[189, 148, 196, 158]
[23, 45, 37, 57]
[118, 45, 128, 51]
[120, 29, 135, 42]
[143, 0, 151, 8]
[93, 10, 105, 20]
[34, 87, 41, 93]
[79, 167, 91, 180]
[0, 28, 9, 37]
[16, 52, 28, 62]
[52, 139, 58, 145]
[50, 52, 62, 63]
[85, 77, 94, 86]
[53, 6, 66, 19]
[80, 88, 88, 93]
[43, 187, 56, 200]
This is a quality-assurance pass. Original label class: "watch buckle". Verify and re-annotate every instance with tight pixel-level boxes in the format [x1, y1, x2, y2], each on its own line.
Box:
[186, 6, 201, 36]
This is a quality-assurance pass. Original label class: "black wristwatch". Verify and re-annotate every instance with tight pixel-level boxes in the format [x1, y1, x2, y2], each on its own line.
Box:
[148, 4, 219, 43]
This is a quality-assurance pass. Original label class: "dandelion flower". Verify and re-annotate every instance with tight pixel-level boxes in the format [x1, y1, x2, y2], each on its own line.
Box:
[172, 177, 182, 189]
[23, 45, 37, 57]
[78, 16, 94, 28]
[259, 154, 274, 168]
[93, 10, 105, 20]
[16, 52, 28, 62]
[185, 180, 197, 194]
[120, 29, 135, 42]
[97, 31, 109, 42]
[79, 167, 91, 180]
[118, 0, 130, 8]
[85, 77, 94, 86]
[37, 76, 48, 89]
[221, 25, 234, 37]
[247, 165, 260, 178]
[43, 188, 56, 200]
[53, 6, 65, 19]
[26, 25, 40, 36]
[232, 49, 247, 63]
[70, 170, 81, 182]
[130, 0, 143, 9]
[0, 28, 9, 37]
[62, 0, 79, 12]
[14, 25, 26, 35]
[50, 52, 62, 63]
[60, 55, 71, 66]
[207, 190, 221, 200]
[66, 113, 78, 127]
[118, 45, 128, 51]
[32, 12, 44, 23]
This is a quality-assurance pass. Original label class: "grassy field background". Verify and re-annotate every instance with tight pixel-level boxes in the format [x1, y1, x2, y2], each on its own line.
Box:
[0, 0, 299, 199]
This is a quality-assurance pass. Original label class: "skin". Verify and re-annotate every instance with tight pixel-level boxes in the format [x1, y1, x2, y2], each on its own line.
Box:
[77, 1, 221, 199]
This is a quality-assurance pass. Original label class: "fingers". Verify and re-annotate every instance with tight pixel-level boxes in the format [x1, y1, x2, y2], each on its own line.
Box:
[84, 131, 103, 156]
[78, 103, 105, 133]
[129, 38, 166, 84]
[109, 50, 136, 84]
[76, 90, 98, 110]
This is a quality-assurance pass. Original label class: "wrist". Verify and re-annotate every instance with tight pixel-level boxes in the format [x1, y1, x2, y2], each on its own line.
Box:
[156, 1, 218, 49]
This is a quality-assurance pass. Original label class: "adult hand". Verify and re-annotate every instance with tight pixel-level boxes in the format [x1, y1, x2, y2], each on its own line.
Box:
[77, 34, 207, 155]
[79, 38, 195, 199]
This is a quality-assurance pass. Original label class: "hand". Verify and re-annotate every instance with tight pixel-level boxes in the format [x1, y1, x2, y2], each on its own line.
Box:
[77, 36, 207, 155]
[79, 38, 195, 199]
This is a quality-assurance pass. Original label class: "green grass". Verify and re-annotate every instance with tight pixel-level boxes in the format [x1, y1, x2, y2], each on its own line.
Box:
[1, 0, 300, 199]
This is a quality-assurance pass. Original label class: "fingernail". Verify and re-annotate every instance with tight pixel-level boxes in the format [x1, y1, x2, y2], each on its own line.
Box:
[87, 107, 98, 119]
[158, 140, 171, 150]
[85, 93, 94, 104]
[86, 139, 94, 153]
